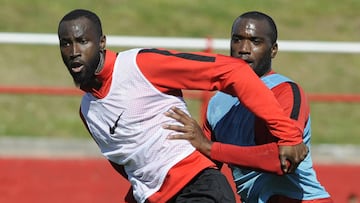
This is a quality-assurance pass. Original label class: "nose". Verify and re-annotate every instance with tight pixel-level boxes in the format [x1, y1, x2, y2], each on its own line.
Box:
[70, 43, 81, 58]
[237, 40, 251, 54]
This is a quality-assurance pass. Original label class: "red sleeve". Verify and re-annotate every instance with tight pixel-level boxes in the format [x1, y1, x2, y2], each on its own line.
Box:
[272, 82, 309, 132]
[207, 80, 309, 174]
[203, 99, 284, 174]
[137, 48, 302, 145]
[255, 82, 309, 144]
[210, 142, 283, 175]
[202, 119, 213, 141]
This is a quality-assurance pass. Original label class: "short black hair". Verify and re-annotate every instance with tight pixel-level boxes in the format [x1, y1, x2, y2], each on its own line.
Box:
[58, 9, 103, 36]
[232, 11, 278, 44]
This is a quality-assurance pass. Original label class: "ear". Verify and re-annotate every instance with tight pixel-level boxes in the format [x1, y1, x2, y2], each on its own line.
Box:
[271, 42, 278, 58]
[100, 35, 106, 50]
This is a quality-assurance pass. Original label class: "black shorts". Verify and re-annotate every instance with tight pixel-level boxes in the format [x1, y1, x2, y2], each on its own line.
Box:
[168, 168, 236, 203]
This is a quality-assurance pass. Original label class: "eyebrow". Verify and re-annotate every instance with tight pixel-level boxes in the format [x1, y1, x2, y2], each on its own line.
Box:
[232, 34, 264, 41]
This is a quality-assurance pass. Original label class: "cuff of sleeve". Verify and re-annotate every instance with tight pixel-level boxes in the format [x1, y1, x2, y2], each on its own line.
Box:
[277, 139, 303, 146]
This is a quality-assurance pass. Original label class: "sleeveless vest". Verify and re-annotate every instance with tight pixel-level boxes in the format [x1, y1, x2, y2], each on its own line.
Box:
[207, 73, 330, 202]
[80, 48, 195, 203]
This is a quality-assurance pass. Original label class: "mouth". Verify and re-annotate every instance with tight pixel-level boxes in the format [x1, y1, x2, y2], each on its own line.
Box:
[244, 60, 253, 66]
[234, 55, 252, 64]
[237, 57, 253, 65]
[70, 62, 84, 73]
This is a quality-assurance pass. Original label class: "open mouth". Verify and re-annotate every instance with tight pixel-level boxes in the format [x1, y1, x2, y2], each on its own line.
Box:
[70, 62, 84, 73]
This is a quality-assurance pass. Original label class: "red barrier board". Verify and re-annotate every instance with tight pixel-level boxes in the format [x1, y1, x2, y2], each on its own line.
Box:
[0, 158, 359, 203]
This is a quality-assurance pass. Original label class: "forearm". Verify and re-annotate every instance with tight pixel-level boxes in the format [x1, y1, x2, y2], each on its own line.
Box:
[210, 142, 284, 175]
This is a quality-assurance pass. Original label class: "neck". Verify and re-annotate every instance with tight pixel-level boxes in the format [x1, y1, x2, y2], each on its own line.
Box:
[95, 51, 105, 74]
[80, 78, 102, 92]
[80, 51, 105, 92]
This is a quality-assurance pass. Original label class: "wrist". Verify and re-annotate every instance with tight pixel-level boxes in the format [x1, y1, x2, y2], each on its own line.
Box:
[200, 140, 213, 157]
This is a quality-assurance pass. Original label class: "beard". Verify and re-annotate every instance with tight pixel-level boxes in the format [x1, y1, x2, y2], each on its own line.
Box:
[252, 55, 272, 77]
[71, 52, 102, 89]
[72, 66, 96, 88]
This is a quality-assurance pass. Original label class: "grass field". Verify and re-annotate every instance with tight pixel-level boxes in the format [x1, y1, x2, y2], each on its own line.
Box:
[0, 0, 359, 144]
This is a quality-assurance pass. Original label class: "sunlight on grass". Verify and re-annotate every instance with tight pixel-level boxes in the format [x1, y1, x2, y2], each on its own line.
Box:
[0, 0, 359, 145]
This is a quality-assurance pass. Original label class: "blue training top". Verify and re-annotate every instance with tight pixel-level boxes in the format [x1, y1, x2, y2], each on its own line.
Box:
[207, 73, 330, 203]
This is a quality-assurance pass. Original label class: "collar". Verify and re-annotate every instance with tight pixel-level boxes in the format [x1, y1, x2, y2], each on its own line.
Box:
[261, 70, 276, 78]
[95, 50, 117, 83]
[89, 49, 117, 98]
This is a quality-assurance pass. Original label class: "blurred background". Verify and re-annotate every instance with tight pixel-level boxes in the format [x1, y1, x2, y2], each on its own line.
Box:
[0, 0, 359, 202]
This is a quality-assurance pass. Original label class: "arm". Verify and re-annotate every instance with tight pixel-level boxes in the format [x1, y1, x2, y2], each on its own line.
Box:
[271, 82, 309, 136]
[163, 82, 310, 173]
[137, 48, 302, 145]
[270, 82, 310, 172]
[164, 107, 284, 174]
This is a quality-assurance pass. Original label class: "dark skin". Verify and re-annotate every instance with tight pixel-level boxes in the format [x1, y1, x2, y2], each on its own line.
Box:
[59, 17, 136, 202]
[230, 17, 276, 77]
[58, 17, 106, 91]
[164, 17, 308, 174]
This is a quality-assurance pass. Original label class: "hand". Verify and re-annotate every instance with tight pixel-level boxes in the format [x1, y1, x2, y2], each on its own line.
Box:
[163, 106, 213, 157]
[279, 142, 309, 173]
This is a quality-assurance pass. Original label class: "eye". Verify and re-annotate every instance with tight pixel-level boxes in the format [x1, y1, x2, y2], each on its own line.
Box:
[60, 40, 70, 47]
[231, 36, 242, 43]
[79, 39, 88, 44]
[251, 38, 262, 45]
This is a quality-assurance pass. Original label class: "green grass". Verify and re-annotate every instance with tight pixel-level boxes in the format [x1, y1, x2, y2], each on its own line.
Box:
[310, 103, 360, 144]
[0, 0, 359, 144]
